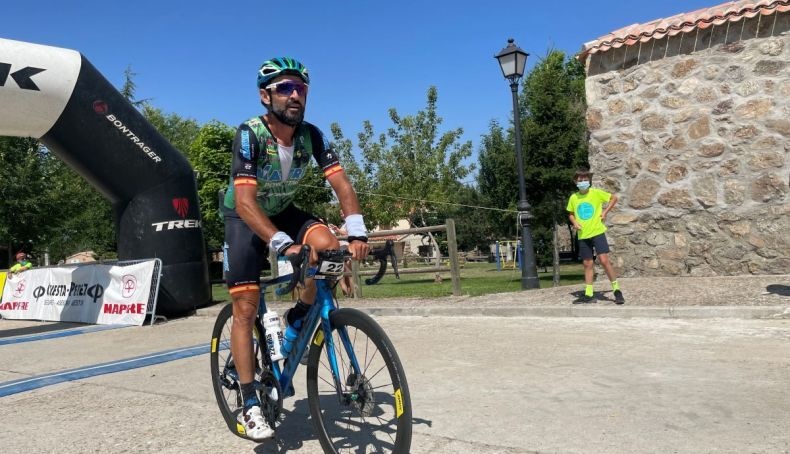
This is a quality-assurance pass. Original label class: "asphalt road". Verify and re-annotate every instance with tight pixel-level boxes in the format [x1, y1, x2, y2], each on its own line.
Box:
[1, 314, 788, 453]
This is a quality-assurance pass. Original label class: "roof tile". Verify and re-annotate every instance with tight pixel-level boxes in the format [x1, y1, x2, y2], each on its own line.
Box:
[579, 0, 790, 62]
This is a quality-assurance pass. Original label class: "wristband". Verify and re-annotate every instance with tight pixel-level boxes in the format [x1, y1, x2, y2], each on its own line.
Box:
[270, 231, 295, 255]
[344, 214, 368, 238]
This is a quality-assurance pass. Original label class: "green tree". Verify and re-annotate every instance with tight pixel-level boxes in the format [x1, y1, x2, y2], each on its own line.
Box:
[478, 50, 588, 268]
[120, 65, 151, 108]
[189, 121, 234, 251]
[143, 106, 200, 161]
[355, 87, 474, 257]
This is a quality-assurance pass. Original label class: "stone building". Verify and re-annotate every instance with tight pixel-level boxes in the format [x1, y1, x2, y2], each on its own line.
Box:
[577, 0, 789, 277]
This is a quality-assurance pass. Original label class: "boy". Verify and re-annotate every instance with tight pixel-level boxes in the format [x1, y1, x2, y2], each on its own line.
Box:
[566, 169, 624, 304]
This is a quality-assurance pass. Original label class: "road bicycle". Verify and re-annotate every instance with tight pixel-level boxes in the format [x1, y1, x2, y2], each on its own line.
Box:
[210, 240, 412, 453]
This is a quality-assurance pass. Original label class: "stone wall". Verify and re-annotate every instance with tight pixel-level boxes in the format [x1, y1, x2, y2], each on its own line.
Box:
[584, 13, 789, 277]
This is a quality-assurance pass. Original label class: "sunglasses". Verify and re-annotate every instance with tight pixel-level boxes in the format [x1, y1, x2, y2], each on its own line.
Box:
[265, 80, 309, 96]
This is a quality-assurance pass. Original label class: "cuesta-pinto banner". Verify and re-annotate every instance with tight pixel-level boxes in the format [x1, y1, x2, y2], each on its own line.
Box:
[0, 261, 156, 326]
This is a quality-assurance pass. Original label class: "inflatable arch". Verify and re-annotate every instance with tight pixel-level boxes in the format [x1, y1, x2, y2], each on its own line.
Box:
[0, 37, 210, 314]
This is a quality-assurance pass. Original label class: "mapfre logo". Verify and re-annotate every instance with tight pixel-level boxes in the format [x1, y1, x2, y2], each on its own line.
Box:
[122, 275, 137, 298]
[172, 198, 189, 218]
[12, 280, 26, 298]
[0, 63, 46, 91]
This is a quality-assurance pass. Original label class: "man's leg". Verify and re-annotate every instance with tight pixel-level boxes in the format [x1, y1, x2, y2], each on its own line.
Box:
[598, 253, 617, 282]
[230, 289, 259, 387]
[594, 235, 624, 304]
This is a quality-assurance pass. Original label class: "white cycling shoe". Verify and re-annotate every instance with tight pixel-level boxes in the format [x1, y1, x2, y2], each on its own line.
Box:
[237, 405, 274, 441]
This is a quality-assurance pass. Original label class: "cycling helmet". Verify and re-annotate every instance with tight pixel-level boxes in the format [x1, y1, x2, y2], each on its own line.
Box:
[257, 57, 310, 88]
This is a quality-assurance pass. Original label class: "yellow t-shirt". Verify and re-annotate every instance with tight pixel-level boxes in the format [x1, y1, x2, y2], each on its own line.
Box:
[9, 261, 32, 273]
[566, 188, 612, 240]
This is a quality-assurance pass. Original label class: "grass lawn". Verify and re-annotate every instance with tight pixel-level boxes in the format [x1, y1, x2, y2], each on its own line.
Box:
[211, 262, 585, 303]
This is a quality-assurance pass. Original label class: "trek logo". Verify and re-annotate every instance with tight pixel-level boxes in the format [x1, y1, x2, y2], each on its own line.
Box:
[151, 219, 201, 232]
[103, 303, 145, 315]
[172, 198, 189, 218]
[103, 114, 163, 163]
[122, 275, 137, 298]
[0, 301, 29, 311]
[0, 63, 45, 91]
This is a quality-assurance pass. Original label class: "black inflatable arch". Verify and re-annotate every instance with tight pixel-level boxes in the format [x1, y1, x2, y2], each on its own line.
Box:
[0, 38, 210, 314]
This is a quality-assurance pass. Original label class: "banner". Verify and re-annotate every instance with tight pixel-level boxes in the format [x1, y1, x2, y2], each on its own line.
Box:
[0, 261, 157, 326]
[0, 271, 6, 301]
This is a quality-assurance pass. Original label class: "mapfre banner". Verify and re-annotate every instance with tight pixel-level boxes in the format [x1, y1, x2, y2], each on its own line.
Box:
[0, 261, 156, 326]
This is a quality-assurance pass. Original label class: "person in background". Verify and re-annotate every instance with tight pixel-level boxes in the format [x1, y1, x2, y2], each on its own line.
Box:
[566, 168, 624, 304]
[10, 252, 32, 275]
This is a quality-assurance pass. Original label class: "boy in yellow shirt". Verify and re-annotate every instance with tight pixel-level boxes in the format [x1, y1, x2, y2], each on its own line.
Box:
[566, 169, 624, 304]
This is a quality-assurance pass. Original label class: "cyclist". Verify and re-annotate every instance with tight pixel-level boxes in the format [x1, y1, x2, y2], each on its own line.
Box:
[221, 57, 370, 441]
[10, 252, 32, 275]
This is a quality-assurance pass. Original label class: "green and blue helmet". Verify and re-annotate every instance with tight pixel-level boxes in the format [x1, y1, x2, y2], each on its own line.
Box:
[257, 57, 310, 88]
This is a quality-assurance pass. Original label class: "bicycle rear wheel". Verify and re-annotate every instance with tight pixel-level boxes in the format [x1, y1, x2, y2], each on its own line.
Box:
[306, 308, 412, 453]
[209, 303, 268, 439]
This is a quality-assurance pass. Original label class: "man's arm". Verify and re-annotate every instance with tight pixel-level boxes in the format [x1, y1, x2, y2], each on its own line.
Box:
[327, 172, 369, 260]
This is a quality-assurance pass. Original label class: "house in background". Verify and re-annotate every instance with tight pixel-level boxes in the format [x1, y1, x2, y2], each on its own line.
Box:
[64, 250, 98, 264]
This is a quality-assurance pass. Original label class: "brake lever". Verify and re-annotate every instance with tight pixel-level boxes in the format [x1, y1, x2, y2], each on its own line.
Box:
[365, 239, 399, 285]
[276, 244, 311, 296]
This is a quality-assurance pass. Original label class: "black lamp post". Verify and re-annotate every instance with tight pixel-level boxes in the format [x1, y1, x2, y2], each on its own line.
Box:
[495, 38, 540, 290]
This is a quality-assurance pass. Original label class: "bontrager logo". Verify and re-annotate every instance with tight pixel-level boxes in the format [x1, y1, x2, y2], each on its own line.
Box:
[0, 63, 45, 91]
[104, 114, 162, 163]
[151, 219, 201, 232]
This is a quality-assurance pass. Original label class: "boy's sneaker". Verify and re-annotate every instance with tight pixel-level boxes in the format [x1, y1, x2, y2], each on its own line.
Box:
[613, 289, 625, 305]
[237, 405, 274, 441]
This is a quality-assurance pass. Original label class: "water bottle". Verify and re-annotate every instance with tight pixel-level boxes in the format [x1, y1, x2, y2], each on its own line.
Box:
[263, 310, 284, 361]
[281, 323, 299, 358]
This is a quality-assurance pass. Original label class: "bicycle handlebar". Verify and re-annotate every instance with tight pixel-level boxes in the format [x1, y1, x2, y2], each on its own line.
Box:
[365, 239, 400, 285]
[275, 244, 310, 296]
[275, 240, 400, 295]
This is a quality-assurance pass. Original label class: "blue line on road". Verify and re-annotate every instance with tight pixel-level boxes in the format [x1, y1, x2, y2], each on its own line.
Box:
[0, 325, 130, 346]
[0, 343, 209, 397]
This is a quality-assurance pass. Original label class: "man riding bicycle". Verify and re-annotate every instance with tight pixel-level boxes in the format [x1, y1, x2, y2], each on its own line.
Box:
[221, 57, 370, 441]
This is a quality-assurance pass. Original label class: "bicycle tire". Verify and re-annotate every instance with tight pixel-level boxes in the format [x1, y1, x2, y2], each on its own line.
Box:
[209, 303, 266, 439]
[306, 308, 412, 453]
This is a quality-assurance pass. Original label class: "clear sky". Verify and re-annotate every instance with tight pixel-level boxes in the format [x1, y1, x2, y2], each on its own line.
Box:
[4, 0, 718, 182]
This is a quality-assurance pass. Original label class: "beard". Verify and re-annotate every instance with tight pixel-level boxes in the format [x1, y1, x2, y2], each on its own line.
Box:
[270, 98, 305, 126]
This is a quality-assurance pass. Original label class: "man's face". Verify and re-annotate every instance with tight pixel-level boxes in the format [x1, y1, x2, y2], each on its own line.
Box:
[260, 75, 308, 126]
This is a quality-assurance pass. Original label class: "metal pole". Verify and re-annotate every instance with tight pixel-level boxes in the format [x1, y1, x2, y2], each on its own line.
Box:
[510, 80, 540, 289]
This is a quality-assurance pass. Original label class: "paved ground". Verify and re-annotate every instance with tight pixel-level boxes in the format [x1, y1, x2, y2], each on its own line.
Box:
[0, 274, 788, 453]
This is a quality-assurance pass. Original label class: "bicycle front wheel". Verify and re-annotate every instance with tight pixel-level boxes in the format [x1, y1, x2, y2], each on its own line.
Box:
[306, 308, 412, 453]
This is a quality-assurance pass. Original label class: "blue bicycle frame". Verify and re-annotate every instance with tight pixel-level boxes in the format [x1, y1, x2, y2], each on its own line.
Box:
[258, 269, 360, 401]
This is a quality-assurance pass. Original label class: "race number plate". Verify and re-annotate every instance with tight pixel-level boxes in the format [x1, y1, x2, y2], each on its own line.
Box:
[317, 259, 344, 278]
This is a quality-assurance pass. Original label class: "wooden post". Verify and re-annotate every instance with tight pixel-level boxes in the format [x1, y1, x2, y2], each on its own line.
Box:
[351, 259, 362, 298]
[446, 218, 461, 296]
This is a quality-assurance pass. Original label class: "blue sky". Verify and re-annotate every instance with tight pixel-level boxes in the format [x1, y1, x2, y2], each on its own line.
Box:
[4, 0, 718, 182]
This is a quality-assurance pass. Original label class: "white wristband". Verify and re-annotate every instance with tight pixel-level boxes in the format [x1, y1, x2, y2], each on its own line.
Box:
[269, 231, 295, 254]
[344, 214, 367, 238]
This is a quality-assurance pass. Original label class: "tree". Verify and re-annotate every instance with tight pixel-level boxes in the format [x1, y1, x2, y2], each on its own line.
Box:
[354, 87, 474, 259]
[478, 50, 588, 271]
[189, 121, 235, 251]
[143, 105, 200, 161]
[120, 65, 151, 108]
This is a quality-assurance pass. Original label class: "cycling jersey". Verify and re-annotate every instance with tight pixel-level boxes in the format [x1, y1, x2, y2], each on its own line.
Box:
[221, 116, 342, 218]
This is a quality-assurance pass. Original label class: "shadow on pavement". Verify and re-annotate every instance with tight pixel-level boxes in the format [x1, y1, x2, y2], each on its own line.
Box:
[0, 321, 87, 338]
[766, 284, 790, 297]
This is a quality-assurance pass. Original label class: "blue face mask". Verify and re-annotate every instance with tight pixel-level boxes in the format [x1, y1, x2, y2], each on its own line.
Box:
[576, 181, 591, 190]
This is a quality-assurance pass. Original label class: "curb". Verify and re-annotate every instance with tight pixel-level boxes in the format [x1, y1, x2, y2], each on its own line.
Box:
[194, 304, 790, 320]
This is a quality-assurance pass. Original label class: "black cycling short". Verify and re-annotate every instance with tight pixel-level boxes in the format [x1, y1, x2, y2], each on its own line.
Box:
[578, 233, 610, 260]
[223, 204, 322, 292]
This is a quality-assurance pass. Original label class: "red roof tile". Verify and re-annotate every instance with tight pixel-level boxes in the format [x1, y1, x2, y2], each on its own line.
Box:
[579, 0, 790, 62]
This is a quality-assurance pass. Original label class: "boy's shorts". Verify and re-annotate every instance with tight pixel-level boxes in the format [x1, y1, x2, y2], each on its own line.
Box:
[578, 233, 610, 260]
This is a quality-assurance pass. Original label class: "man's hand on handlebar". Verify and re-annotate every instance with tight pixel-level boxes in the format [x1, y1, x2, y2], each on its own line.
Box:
[347, 239, 370, 260]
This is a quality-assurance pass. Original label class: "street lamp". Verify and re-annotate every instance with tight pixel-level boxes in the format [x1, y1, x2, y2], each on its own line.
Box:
[495, 38, 540, 290]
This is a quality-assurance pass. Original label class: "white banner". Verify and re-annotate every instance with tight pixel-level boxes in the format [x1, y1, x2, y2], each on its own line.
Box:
[0, 261, 156, 326]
